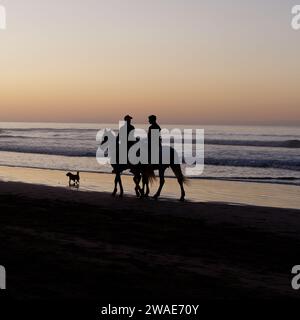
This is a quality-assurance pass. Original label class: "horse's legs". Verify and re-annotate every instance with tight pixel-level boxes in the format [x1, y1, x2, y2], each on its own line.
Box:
[133, 174, 142, 197]
[153, 168, 166, 199]
[146, 183, 150, 197]
[118, 173, 124, 197]
[142, 174, 150, 197]
[171, 164, 186, 201]
[112, 174, 118, 196]
[139, 175, 145, 197]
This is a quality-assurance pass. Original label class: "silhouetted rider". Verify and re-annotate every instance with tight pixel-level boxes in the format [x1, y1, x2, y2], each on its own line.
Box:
[148, 115, 161, 164]
[116, 115, 136, 166]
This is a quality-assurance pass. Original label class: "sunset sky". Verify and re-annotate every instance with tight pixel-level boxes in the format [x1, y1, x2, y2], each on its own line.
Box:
[0, 0, 299, 124]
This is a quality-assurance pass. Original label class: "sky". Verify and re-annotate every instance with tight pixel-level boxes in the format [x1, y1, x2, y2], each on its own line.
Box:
[0, 0, 299, 125]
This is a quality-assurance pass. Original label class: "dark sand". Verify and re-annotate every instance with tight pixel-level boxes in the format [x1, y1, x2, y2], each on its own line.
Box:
[0, 181, 300, 300]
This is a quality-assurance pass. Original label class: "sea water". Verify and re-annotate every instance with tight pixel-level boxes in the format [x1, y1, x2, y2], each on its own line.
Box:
[0, 122, 299, 186]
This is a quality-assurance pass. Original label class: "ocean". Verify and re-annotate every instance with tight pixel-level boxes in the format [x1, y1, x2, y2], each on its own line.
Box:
[0, 122, 299, 186]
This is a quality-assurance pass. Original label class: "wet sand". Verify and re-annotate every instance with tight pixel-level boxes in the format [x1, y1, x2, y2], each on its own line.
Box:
[0, 178, 299, 300]
[0, 165, 300, 209]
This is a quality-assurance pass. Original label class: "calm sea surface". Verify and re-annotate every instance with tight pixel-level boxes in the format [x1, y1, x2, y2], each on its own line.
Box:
[0, 122, 299, 186]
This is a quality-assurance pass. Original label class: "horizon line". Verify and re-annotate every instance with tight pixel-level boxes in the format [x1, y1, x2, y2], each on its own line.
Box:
[0, 120, 299, 127]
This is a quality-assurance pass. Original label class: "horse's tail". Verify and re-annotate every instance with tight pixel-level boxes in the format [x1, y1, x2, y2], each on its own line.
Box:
[145, 167, 156, 185]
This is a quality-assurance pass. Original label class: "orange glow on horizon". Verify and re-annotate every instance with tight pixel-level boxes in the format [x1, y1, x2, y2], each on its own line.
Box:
[0, 1, 299, 125]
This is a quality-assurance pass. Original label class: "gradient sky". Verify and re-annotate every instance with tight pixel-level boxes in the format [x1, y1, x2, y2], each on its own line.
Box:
[0, 0, 299, 124]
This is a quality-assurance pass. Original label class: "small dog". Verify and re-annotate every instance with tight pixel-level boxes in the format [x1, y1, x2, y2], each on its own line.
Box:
[66, 171, 80, 186]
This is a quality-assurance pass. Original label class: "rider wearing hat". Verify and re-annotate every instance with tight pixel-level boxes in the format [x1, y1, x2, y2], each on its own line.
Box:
[117, 115, 136, 166]
[122, 115, 135, 136]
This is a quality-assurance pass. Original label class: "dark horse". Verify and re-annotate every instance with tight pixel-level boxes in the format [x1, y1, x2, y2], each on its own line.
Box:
[98, 130, 187, 201]
[98, 130, 154, 198]
[145, 144, 187, 201]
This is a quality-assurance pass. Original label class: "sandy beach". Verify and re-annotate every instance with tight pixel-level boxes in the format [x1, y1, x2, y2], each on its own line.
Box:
[0, 168, 299, 299]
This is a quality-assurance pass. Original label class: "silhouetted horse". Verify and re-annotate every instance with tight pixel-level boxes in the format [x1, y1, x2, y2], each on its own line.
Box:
[146, 144, 187, 201]
[98, 130, 155, 198]
[98, 129, 187, 201]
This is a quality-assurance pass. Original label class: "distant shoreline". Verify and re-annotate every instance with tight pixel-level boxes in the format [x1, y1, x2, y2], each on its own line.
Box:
[0, 164, 299, 187]
[1, 121, 300, 127]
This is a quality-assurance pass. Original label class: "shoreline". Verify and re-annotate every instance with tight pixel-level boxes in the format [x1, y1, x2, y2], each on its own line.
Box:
[1, 163, 300, 186]
[0, 165, 299, 210]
